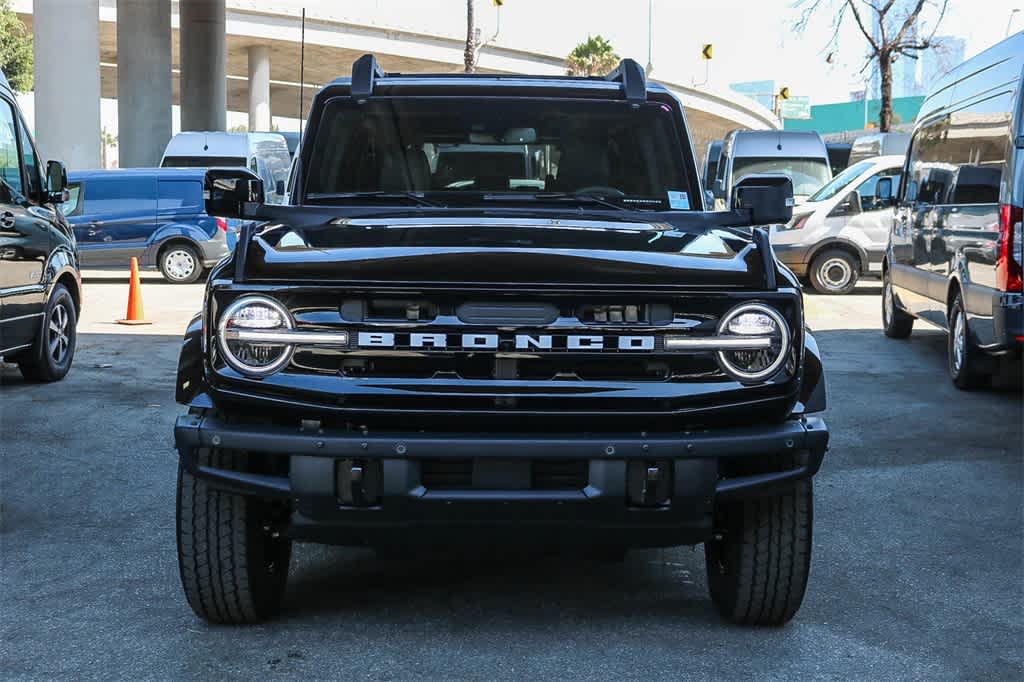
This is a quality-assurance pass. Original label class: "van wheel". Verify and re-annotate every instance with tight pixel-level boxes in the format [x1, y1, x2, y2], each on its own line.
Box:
[177, 448, 292, 624]
[18, 284, 77, 382]
[160, 243, 203, 283]
[705, 465, 812, 626]
[808, 249, 858, 295]
[948, 293, 986, 390]
[882, 271, 913, 338]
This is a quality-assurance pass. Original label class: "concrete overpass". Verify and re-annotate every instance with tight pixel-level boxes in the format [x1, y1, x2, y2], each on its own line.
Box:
[17, 0, 778, 170]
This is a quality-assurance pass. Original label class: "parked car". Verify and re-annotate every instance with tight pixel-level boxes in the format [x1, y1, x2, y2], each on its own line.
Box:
[0, 69, 78, 381]
[713, 130, 832, 207]
[826, 142, 852, 176]
[772, 155, 904, 294]
[702, 139, 723, 193]
[882, 31, 1023, 388]
[173, 56, 829, 626]
[61, 168, 232, 283]
[848, 132, 909, 166]
[160, 131, 291, 204]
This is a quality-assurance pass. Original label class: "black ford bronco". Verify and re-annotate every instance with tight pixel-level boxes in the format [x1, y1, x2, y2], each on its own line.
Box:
[174, 56, 829, 626]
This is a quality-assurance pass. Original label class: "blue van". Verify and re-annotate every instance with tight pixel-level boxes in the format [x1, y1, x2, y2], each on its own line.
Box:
[60, 168, 232, 283]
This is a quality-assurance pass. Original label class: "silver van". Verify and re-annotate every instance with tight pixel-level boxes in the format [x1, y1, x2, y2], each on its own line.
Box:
[713, 130, 832, 207]
[772, 155, 904, 294]
[160, 131, 291, 204]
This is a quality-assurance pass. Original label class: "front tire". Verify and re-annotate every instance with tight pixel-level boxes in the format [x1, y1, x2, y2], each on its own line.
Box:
[176, 449, 292, 624]
[18, 284, 77, 382]
[882, 270, 914, 338]
[705, 475, 812, 626]
[808, 249, 858, 295]
[948, 293, 986, 390]
[160, 243, 203, 284]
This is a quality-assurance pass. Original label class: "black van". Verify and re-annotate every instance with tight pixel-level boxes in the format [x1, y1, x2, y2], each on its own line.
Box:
[0, 70, 77, 382]
[881, 32, 1023, 388]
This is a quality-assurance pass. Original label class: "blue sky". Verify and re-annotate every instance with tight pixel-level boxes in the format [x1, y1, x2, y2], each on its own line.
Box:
[296, 0, 1023, 105]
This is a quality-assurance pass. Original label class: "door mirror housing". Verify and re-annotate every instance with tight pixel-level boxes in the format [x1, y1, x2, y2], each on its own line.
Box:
[45, 160, 67, 203]
[275, 179, 286, 197]
[713, 177, 725, 199]
[875, 176, 894, 207]
[829, 190, 863, 217]
[731, 174, 794, 225]
[204, 167, 264, 219]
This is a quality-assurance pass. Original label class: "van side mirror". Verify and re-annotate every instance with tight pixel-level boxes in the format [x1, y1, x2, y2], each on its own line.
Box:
[275, 179, 286, 197]
[829, 190, 862, 217]
[45, 160, 67, 203]
[204, 167, 264, 219]
[731, 174, 794, 225]
[875, 176, 893, 206]
[713, 178, 725, 199]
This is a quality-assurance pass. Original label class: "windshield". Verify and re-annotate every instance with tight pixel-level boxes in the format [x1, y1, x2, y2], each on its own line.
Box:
[304, 98, 692, 209]
[162, 155, 247, 168]
[732, 156, 831, 197]
[807, 160, 875, 202]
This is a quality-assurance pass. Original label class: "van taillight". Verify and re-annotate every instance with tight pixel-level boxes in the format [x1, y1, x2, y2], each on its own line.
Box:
[215, 217, 228, 233]
[997, 204, 1023, 292]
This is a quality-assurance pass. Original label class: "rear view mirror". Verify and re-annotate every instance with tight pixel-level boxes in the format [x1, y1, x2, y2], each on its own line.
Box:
[875, 176, 893, 206]
[204, 168, 264, 219]
[731, 174, 794, 225]
[45, 160, 67, 203]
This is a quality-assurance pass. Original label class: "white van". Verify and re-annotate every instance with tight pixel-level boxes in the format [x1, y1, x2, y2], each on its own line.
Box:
[771, 155, 904, 294]
[160, 131, 291, 204]
[713, 130, 832, 207]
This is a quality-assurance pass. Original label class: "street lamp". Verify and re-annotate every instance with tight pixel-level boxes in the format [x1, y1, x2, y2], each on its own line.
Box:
[1007, 8, 1021, 37]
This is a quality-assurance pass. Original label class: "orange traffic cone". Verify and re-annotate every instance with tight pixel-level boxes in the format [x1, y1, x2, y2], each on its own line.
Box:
[116, 257, 152, 325]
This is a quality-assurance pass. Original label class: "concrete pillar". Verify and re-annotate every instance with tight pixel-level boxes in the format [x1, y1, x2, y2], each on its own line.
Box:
[247, 45, 271, 132]
[117, 0, 172, 167]
[32, 0, 101, 169]
[179, 0, 227, 131]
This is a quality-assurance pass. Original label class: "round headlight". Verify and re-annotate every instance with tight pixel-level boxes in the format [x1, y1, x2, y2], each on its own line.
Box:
[716, 303, 790, 382]
[217, 296, 294, 377]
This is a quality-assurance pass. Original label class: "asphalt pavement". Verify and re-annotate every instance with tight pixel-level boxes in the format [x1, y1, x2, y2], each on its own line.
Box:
[1, 274, 1021, 680]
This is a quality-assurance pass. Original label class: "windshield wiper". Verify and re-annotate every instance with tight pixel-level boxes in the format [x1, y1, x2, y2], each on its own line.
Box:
[518, 192, 636, 212]
[305, 191, 443, 208]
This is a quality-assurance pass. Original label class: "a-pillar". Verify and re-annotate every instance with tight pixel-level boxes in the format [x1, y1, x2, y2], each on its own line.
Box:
[117, 0, 172, 167]
[32, 0, 101, 169]
[248, 45, 271, 132]
[179, 0, 227, 131]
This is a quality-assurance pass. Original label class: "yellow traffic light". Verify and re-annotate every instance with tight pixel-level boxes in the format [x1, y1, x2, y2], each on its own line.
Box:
[779, 86, 790, 100]
[701, 44, 713, 60]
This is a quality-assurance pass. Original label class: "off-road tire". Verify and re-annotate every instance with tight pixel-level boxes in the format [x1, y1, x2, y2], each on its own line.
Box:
[18, 284, 77, 382]
[159, 243, 204, 284]
[948, 293, 986, 390]
[882, 270, 913, 338]
[705, 468, 812, 626]
[808, 249, 858, 295]
[176, 448, 292, 624]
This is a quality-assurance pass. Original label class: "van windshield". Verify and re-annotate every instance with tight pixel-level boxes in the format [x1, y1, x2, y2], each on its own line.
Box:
[303, 98, 692, 210]
[807, 160, 875, 202]
[732, 156, 831, 197]
[162, 156, 247, 168]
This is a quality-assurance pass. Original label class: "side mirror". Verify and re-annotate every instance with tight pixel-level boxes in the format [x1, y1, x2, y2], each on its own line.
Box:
[275, 179, 286, 197]
[829, 191, 862, 217]
[875, 176, 893, 206]
[204, 167, 264, 219]
[45, 160, 67, 203]
[731, 174, 794, 225]
[713, 178, 725, 199]
[703, 189, 715, 209]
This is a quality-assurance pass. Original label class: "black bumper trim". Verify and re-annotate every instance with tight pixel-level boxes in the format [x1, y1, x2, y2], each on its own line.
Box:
[175, 414, 828, 501]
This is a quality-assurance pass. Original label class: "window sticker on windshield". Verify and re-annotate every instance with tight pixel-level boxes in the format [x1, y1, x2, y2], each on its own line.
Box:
[667, 190, 689, 210]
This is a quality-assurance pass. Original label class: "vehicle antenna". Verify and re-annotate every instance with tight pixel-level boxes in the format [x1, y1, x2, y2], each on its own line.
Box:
[298, 7, 306, 140]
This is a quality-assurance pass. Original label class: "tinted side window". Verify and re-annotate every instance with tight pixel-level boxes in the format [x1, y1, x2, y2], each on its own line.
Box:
[905, 115, 959, 204]
[82, 176, 157, 215]
[0, 98, 23, 198]
[945, 90, 1013, 205]
[17, 117, 41, 198]
[158, 180, 202, 211]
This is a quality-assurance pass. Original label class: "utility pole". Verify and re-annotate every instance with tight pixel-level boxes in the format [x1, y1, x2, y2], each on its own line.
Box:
[646, 0, 653, 76]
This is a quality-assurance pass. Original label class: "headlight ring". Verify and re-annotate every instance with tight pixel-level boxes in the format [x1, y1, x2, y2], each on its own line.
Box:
[715, 302, 791, 382]
[217, 295, 295, 377]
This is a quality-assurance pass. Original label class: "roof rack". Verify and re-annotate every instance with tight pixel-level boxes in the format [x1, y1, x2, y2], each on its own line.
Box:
[604, 58, 647, 106]
[351, 54, 385, 100]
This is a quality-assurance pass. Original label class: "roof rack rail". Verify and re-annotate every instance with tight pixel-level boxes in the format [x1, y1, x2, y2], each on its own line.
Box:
[604, 58, 647, 106]
[351, 54, 385, 100]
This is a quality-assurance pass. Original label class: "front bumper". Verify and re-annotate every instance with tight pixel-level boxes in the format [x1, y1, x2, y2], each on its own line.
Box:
[174, 413, 829, 548]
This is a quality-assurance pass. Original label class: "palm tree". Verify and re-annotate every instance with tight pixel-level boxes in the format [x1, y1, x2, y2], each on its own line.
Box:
[566, 35, 619, 77]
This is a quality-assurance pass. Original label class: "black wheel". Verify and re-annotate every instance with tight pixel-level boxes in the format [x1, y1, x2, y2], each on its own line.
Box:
[882, 270, 914, 338]
[159, 243, 203, 284]
[177, 448, 292, 624]
[18, 284, 77, 382]
[948, 293, 986, 390]
[808, 249, 859, 295]
[705, 471, 812, 626]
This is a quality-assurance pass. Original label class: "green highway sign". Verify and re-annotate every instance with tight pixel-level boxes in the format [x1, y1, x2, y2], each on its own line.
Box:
[780, 95, 811, 120]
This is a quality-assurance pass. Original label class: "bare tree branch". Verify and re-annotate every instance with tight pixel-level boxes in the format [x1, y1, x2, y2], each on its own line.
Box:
[892, 0, 927, 46]
[847, 0, 879, 52]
